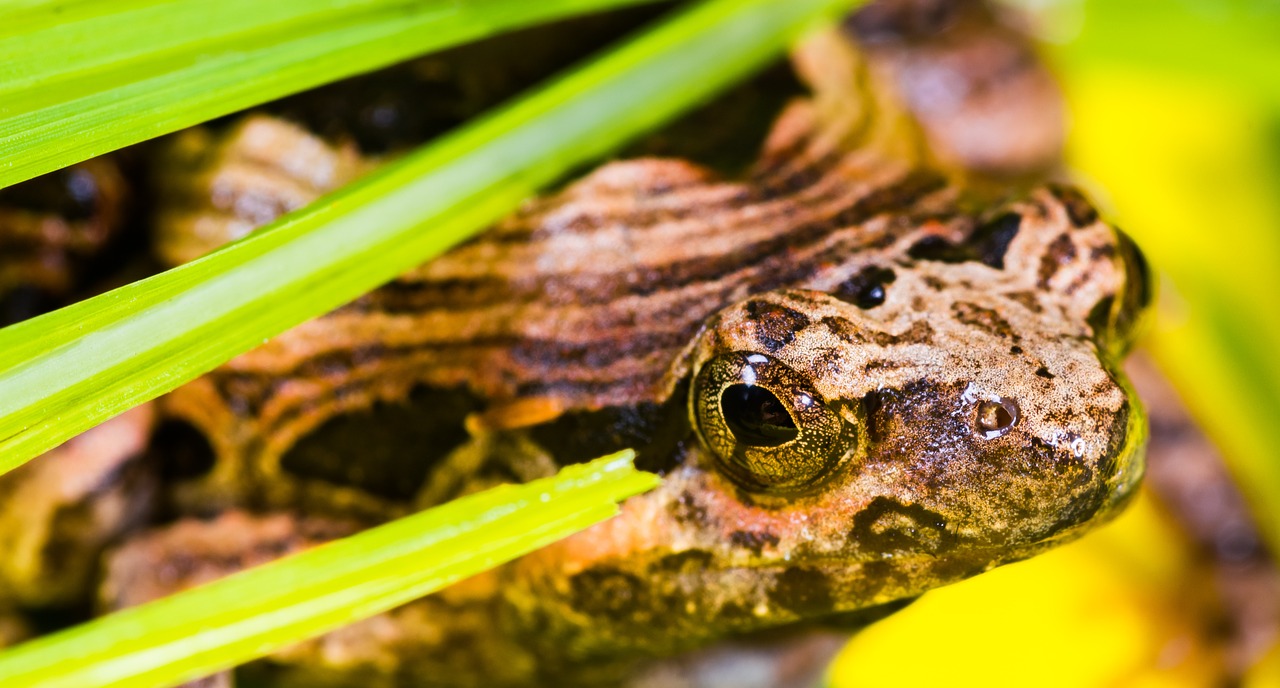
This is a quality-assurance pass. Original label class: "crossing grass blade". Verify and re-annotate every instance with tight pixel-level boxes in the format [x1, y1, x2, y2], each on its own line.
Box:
[0, 451, 659, 688]
[0, 0, 669, 190]
[0, 0, 860, 468]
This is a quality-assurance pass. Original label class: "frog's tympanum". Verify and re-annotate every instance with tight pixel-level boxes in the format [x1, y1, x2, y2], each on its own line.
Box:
[91, 20, 1149, 688]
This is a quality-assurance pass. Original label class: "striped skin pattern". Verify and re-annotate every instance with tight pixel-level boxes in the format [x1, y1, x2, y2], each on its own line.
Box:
[117, 28, 1152, 688]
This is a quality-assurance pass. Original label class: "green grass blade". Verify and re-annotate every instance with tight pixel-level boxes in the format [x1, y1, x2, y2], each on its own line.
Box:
[0, 0, 859, 474]
[0, 0, 667, 190]
[0, 451, 660, 688]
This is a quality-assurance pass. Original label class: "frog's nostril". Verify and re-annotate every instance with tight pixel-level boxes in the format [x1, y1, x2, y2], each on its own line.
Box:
[975, 397, 1019, 438]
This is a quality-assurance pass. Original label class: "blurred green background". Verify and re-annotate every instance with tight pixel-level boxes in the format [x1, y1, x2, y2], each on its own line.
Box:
[832, 0, 1280, 684]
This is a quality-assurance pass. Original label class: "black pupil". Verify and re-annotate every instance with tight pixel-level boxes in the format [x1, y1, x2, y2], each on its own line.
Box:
[721, 384, 798, 447]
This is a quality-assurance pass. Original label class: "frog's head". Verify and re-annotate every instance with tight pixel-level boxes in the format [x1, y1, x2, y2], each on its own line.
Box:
[676, 186, 1149, 610]
[513, 187, 1151, 652]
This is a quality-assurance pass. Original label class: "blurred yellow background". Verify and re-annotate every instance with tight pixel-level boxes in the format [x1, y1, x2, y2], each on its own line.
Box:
[832, 1, 1280, 685]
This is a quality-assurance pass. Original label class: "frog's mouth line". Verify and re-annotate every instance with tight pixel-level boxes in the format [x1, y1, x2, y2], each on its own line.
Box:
[711, 514, 1115, 574]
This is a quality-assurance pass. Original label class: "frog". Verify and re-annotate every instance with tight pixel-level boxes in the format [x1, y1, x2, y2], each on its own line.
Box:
[78, 15, 1154, 685]
[0, 156, 129, 324]
[0, 1, 1152, 680]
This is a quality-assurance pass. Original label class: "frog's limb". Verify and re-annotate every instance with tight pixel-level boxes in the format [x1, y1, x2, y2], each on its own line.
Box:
[414, 426, 560, 509]
[98, 512, 360, 688]
[98, 510, 550, 688]
[0, 404, 156, 609]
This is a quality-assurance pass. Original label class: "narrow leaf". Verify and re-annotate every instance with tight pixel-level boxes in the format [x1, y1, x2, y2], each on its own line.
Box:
[0, 0, 666, 190]
[0, 451, 659, 688]
[0, 0, 860, 473]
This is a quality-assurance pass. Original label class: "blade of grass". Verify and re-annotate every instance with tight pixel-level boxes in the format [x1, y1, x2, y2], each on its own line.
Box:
[0, 0, 668, 190]
[0, 451, 659, 688]
[0, 0, 861, 473]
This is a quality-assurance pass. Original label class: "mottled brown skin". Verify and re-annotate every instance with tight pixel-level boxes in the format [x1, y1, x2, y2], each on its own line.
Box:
[0, 404, 155, 608]
[100, 24, 1150, 688]
[0, 157, 128, 324]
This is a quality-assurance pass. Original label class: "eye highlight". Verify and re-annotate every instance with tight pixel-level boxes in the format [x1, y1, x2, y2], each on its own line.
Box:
[692, 352, 853, 493]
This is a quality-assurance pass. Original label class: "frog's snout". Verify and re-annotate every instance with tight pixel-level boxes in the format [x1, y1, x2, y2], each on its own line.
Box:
[1096, 393, 1147, 516]
[1014, 382, 1147, 546]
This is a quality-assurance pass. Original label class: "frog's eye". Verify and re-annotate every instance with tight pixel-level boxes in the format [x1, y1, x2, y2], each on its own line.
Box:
[692, 352, 853, 493]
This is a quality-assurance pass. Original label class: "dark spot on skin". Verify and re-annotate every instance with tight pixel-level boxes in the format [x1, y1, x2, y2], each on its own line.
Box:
[907, 235, 968, 263]
[570, 567, 649, 617]
[771, 567, 834, 616]
[871, 320, 935, 346]
[863, 359, 905, 373]
[1038, 233, 1077, 288]
[859, 389, 898, 443]
[831, 266, 897, 309]
[813, 348, 845, 376]
[1003, 290, 1043, 314]
[670, 490, 708, 525]
[743, 300, 810, 352]
[967, 213, 1022, 269]
[906, 213, 1020, 269]
[922, 275, 947, 291]
[1010, 345, 1023, 355]
[729, 530, 780, 555]
[1035, 366, 1055, 379]
[654, 549, 715, 574]
[1047, 184, 1100, 227]
[820, 315, 857, 343]
[952, 302, 1017, 340]
[849, 497, 953, 555]
[41, 498, 103, 583]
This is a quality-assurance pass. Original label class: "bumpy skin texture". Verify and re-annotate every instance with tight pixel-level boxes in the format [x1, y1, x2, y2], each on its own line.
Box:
[109, 24, 1151, 688]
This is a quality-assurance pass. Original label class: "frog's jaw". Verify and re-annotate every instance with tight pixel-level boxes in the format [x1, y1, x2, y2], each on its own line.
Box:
[519, 368, 1143, 624]
[506, 414, 1145, 660]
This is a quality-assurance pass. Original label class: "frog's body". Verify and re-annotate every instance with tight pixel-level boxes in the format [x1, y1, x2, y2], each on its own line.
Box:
[89, 27, 1157, 687]
[0, 9, 1151, 687]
